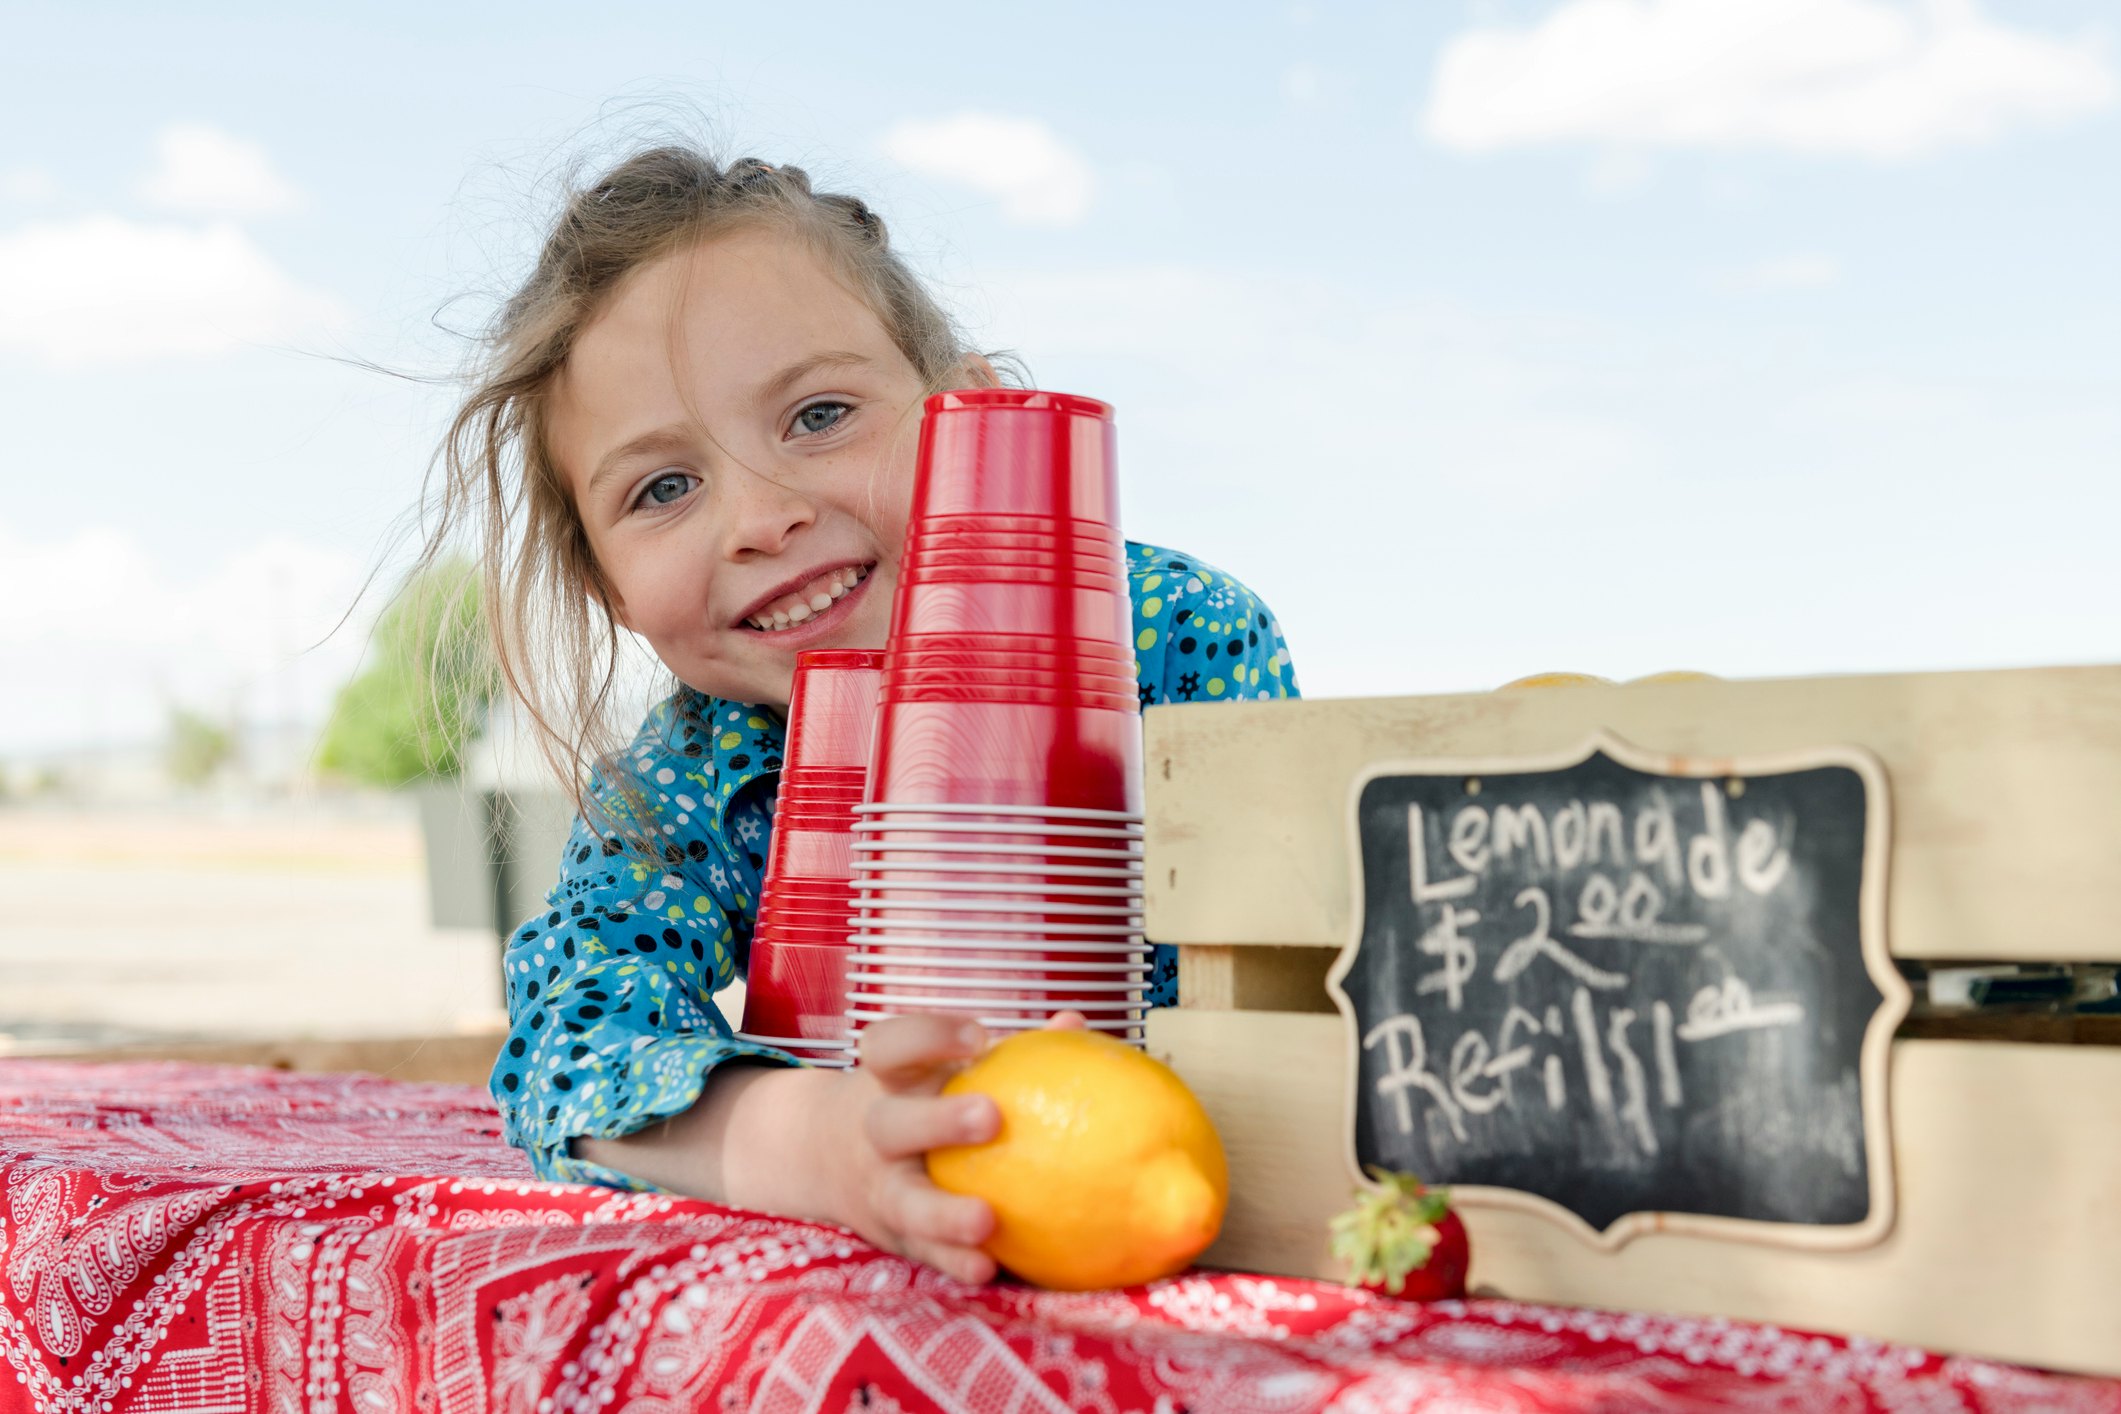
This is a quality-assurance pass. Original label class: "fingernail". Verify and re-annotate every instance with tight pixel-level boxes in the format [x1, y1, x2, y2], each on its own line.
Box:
[958, 1021, 986, 1049]
[961, 1097, 994, 1137]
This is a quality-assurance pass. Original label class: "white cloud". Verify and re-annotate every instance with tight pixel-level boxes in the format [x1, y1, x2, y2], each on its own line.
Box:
[1423, 0, 2118, 160]
[0, 525, 368, 755]
[138, 123, 302, 217]
[978, 265, 1658, 511]
[1716, 253, 1843, 290]
[881, 113, 1096, 226]
[958, 260, 2118, 699]
[1284, 63, 1323, 104]
[0, 216, 348, 367]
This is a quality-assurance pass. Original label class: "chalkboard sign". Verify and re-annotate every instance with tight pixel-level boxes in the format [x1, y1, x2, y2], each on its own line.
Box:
[1327, 733, 1904, 1249]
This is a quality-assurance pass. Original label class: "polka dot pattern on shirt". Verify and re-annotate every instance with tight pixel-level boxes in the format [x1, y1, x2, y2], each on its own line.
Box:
[489, 540, 1298, 1190]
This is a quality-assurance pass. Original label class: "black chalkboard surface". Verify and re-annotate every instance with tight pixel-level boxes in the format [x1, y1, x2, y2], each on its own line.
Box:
[1329, 734, 1902, 1247]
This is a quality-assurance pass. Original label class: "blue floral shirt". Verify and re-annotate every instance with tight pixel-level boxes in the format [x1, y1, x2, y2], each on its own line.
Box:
[491, 541, 1299, 1189]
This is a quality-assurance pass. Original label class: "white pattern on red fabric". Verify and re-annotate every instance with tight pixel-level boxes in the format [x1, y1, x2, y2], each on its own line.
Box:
[2, 1059, 2114, 1414]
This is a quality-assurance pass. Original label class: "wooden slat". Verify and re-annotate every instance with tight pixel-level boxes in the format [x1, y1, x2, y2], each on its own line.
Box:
[1176, 945, 1339, 1013]
[1145, 665, 2121, 962]
[1148, 1008, 2121, 1376]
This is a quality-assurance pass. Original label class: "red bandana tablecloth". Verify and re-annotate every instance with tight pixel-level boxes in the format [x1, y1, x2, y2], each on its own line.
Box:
[1, 1060, 2112, 1414]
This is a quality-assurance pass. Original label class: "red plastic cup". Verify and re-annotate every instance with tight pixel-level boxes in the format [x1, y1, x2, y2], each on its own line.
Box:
[751, 652, 884, 1041]
[846, 989, 1144, 1017]
[906, 513, 1123, 547]
[882, 661, 1137, 690]
[865, 701, 1143, 813]
[774, 782, 865, 802]
[846, 1003, 1145, 1038]
[755, 648, 881, 909]
[848, 951, 1149, 976]
[755, 923, 854, 949]
[909, 389, 1118, 522]
[848, 967, 1147, 995]
[739, 941, 856, 1043]
[782, 650, 885, 771]
[884, 580, 1131, 644]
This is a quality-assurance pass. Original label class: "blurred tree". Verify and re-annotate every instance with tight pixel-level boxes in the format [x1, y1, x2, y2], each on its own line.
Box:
[165, 708, 237, 786]
[317, 558, 499, 788]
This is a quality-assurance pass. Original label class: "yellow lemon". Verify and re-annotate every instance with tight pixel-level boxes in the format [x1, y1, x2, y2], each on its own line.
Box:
[926, 1030, 1228, 1290]
[1628, 670, 1721, 684]
[1496, 671, 1613, 690]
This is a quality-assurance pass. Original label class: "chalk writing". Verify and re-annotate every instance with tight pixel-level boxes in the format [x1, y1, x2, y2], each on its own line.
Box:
[1343, 750, 1885, 1232]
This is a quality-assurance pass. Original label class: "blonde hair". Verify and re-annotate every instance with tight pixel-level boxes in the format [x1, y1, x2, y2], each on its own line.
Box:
[409, 146, 1004, 853]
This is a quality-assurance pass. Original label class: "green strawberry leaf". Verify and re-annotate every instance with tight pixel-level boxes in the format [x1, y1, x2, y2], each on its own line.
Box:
[1328, 1167, 1455, 1295]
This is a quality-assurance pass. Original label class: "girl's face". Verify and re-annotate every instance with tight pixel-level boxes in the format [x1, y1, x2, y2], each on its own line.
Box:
[549, 227, 963, 711]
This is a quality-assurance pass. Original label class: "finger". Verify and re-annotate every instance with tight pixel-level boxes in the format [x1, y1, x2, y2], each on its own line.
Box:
[865, 1091, 999, 1163]
[873, 1165, 997, 1268]
[1043, 1010, 1089, 1031]
[901, 1236, 999, 1286]
[858, 1014, 987, 1088]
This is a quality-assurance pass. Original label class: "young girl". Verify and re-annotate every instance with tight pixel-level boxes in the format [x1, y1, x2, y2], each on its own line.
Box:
[429, 147, 1298, 1284]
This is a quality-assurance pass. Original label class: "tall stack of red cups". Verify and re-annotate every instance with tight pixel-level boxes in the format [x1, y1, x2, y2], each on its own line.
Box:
[848, 389, 1150, 1046]
[736, 649, 886, 1068]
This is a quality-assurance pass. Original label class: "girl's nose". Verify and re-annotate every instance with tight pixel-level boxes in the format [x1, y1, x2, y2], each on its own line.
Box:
[719, 465, 818, 559]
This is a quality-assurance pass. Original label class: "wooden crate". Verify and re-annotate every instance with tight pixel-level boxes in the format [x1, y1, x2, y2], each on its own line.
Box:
[1143, 665, 2121, 1375]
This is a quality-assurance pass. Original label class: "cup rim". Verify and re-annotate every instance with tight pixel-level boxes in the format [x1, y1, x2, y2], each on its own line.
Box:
[854, 936, 1148, 954]
[855, 898, 1143, 919]
[846, 1008, 1146, 1036]
[846, 952, 1150, 972]
[734, 1031, 854, 1050]
[856, 801, 1139, 822]
[793, 648, 887, 671]
[847, 990, 1148, 1013]
[854, 876, 1142, 900]
[851, 839, 1143, 861]
[853, 859, 1140, 880]
[924, 387, 1112, 418]
[853, 918, 1145, 938]
[851, 820, 1142, 842]
[847, 972, 1148, 994]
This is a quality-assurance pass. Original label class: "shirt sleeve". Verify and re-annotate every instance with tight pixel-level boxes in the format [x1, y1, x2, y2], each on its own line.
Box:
[488, 705, 798, 1191]
[1128, 544, 1301, 1007]
[1132, 545, 1301, 707]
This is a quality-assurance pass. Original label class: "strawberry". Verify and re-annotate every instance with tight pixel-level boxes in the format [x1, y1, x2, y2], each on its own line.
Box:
[1328, 1166, 1469, 1300]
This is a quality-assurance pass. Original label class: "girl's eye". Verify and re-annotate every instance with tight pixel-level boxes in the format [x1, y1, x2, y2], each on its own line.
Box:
[633, 471, 696, 511]
[792, 400, 853, 438]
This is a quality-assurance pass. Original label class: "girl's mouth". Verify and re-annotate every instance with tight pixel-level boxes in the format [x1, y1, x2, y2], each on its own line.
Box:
[739, 562, 877, 640]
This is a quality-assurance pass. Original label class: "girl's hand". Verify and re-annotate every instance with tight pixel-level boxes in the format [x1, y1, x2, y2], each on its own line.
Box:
[823, 1013, 1002, 1284]
[822, 1010, 1090, 1283]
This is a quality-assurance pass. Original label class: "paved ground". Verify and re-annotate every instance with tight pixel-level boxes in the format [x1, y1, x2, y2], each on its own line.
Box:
[0, 802, 510, 1053]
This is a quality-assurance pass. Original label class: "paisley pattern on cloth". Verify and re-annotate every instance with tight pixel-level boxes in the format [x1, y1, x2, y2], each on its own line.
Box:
[490, 541, 1301, 1189]
[5, 1060, 2112, 1414]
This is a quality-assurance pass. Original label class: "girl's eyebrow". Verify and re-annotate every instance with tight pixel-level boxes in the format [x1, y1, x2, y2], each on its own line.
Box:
[584, 352, 876, 502]
[750, 350, 875, 411]
[585, 427, 697, 502]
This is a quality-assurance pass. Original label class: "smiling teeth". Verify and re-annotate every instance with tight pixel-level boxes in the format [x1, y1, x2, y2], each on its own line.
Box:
[747, 565, 870, 632]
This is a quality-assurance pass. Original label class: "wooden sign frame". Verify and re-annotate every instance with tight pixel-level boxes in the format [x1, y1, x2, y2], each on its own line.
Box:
[1143, 667, 2121, 1374]
[1326, 731, 1910, 1253]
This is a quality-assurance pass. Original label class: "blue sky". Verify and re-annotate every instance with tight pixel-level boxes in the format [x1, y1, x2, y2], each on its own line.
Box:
[2, 0, 2115, 757]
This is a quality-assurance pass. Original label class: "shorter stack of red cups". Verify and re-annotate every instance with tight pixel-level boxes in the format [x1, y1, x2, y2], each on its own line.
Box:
[847, 389, 1151, 1046]
[735, 649, 886, 1067]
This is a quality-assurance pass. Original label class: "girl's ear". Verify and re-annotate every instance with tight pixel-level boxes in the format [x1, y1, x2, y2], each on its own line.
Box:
[958, 352, 1000, 389]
